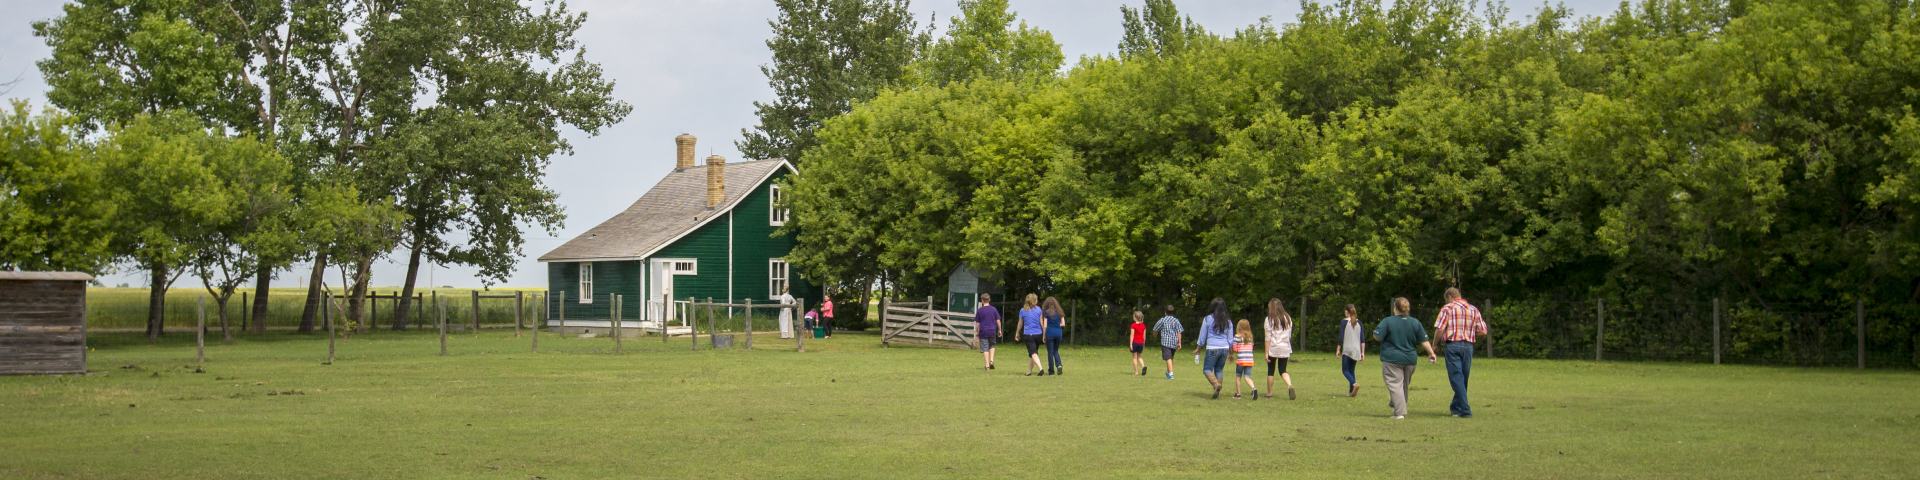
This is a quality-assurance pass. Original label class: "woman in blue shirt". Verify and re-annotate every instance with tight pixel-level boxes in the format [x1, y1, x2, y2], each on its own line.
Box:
[1018, 294, 1045, 376]
[1042, 296, 1067, 376]
[1190, 298, 1234, 399]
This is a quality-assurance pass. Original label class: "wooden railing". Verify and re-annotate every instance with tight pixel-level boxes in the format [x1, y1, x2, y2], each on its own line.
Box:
[880, 296, 977, 349]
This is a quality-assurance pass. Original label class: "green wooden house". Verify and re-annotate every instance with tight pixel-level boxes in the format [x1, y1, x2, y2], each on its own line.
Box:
[538, 134, 811, 331]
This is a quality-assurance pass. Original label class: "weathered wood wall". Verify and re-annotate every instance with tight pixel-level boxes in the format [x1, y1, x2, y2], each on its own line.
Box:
[0, 277, 88, 375]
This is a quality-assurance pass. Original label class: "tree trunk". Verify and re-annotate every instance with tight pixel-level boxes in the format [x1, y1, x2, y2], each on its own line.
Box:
[299, 252, 327, 333]
[394, 239, 424, 330]
[250, 266, 271, 334]
[216, 293, 233, 343]
[349, 255, 371, 331]
[146, 265, 168, 342]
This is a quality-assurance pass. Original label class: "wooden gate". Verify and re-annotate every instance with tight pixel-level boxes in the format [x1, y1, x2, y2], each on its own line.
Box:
[881, 297, 977, 349]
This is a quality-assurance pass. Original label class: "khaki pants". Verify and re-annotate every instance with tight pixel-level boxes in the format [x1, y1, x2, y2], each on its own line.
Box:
[1382, 362, 1417, 417]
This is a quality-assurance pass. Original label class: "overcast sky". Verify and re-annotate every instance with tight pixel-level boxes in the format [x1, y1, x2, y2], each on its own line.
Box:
[1, 0, 1620, 290]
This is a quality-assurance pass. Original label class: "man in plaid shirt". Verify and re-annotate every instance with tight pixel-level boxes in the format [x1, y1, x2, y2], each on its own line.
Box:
[1433, 287, 1488, 418]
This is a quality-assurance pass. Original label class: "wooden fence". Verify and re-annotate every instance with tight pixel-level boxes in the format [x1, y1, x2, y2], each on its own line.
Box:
[880, 296, 977, 349]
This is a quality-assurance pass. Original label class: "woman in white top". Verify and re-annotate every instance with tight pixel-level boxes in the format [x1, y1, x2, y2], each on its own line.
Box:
[1265, 298, 1296, 400]
[1336, 303, 1365, 397]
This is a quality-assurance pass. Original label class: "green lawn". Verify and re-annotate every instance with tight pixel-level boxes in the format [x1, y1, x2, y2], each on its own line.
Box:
[1, 331, 1914, 479]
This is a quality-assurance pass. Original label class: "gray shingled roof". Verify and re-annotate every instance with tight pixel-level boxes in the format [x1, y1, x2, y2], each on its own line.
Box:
[539, 159, 791, 262]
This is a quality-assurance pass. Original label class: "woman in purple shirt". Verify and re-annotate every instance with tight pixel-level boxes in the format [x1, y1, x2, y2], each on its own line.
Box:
[975, 293, 1001, 371]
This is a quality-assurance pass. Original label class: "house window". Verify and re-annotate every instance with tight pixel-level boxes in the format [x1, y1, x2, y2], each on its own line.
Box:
[769, 259, 789, 297]
[578, 263, 593, 304]
[769, 184, 789, 226]
[668, 260, 697, 275]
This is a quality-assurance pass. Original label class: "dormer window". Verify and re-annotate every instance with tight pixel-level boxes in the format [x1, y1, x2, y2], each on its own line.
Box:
[770, 183, 789, 226]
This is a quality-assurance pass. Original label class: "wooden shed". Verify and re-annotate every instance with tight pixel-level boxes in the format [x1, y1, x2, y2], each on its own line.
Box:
[0, 271, 91, 375]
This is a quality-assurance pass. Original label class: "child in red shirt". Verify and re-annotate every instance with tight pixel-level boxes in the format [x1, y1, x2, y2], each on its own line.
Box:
[1127, 311, 1148, 376]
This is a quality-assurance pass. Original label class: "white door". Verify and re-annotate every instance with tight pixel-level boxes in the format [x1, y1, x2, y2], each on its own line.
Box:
[649, 259, 674, 324]
[650, 259, 699, 327]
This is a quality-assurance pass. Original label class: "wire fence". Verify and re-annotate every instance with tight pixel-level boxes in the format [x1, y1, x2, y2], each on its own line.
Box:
[85, 289, 546, 333]
[917, 295, 1919, 369]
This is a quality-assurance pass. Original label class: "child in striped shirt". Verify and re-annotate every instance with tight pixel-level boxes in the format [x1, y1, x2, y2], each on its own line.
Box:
[1233, 319, 1259, 400]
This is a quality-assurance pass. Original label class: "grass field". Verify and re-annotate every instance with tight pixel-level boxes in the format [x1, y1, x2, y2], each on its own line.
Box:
[1, 330, 1915, 479]
[84, 287, 547, 331]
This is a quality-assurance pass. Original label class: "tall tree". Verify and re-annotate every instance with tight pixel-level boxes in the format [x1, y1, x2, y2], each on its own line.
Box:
[358, 0, 629, 329]
[34, 0, 256, 336]
[188, 129, 295, 342]
[95, 112, 254, 340]
[739, 0, 921, 164]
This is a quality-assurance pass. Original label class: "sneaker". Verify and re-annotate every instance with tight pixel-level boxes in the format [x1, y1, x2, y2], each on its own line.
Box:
[1349, 385, 1358, 397]
[1165, 372, 1174, 380]
[1234, 393, 1242, 399]
[989, 363, 995, 370]
[1140, 367, 1148, 376]
[1288, 388, 1296, 400]
[1391, 415, 1405, 420]
[1212, 386, 1221, 399]
[1253, 391, 1260, 401]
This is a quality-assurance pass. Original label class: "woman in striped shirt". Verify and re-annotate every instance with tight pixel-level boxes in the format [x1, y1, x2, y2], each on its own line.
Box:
[1232, 318, 1259, 400]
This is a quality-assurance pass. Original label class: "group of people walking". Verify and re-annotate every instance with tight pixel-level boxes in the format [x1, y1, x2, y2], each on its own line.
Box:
[972, 288, 1489, 419]
[971, 293, 1070, 376]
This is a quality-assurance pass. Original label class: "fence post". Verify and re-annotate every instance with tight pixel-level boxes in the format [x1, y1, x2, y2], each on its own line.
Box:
[928, 296, 936, 346]
[1712, 297, 1721, 365]
[324, 296, 336, 365]
[514, 291, 524, 337]
[369, 293, 378, 332]
[879, 295, 888, 346]
[746, 299, 754, 350]
[240, 292, 249, 332]
[661, 293, 670, 343]
[1857, 299, 1866, 369]
[436, 296, 448, 357]
[558, 291, 566, 330]
[613, 293, 623, 354]
[706, 297, 719, 348]
[691, 297, 699, 351]
[196, 296, 206, 369]
[471, 290, 481, 333]
[795, 297, 806, 352]
[1595, 298, 1605, 362]
[532, 293, 541, 353]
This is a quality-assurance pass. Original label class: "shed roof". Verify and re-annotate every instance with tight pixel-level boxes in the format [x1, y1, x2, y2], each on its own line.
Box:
[0, 271, 94, 281]
[538, 159, 792, 262]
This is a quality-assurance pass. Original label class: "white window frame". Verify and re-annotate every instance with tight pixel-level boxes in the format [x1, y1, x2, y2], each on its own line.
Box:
[578, 263, 594, 304]
[769, 258, 789, 297]
[668, 259, 697, 275]
[769, 184, 789, 226]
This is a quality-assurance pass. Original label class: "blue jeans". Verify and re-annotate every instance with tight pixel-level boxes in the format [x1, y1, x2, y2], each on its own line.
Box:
[1444, 341, 1474, 416]
[1045, 336, 1063, 371]
[1202, 349, 1229, 378]
[1341, 356, 1359, 386]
